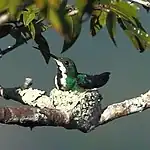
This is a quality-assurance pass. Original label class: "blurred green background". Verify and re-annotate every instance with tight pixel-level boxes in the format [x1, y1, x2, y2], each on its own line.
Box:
[0, 1, 150, 149]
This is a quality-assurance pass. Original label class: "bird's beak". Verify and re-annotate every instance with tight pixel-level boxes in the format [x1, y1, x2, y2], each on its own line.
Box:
[50, 53, 66, 73]
[50, 53, 62, 68]
[50, 53, 59, 61]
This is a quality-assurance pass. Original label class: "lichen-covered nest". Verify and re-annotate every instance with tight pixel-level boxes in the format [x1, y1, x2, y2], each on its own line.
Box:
[17, 88, 103, 132]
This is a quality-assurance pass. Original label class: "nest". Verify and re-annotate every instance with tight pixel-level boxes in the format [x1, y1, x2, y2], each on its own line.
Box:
[16, 87, 103, 132]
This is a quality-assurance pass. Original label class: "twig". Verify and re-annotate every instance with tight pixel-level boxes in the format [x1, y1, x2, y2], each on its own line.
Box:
[99, 91, 150, 125]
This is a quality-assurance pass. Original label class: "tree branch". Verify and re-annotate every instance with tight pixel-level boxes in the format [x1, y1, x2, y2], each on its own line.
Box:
[99, 91, 150, 125]
[0, 106, 70, 129]
[0, 78, 150, 133]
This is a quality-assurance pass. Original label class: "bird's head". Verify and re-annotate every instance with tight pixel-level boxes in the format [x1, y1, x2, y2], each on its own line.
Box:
[50, 54, 78, 77]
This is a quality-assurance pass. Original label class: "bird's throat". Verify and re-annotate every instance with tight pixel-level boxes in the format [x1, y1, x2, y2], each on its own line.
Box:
[55, 67, 82, 91]
[55, 73, 78, 91]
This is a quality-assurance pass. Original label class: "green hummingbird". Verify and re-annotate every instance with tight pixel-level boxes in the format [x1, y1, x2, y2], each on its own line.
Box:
[50, 54, 110, 92]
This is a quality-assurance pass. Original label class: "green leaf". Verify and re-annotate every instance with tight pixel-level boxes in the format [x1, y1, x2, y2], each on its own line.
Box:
[48, 0, 72, 40]
[26, 4, 40, 14]
[34, 34, 51, 64]
[99, 0, 111, 5]
[23, 11, 29, 25]
[35, 0, 46, 9]
[90, 10, 107, 36]
[23, 11, 35, 26]
[8, 0, 21, 15]
[0, 25, 12, 38]
[106, 11, 117, 46]
[16, 4, 40, 22]
[110, 1, 138, 25]
[28, 22, 35, 39]
[126, 31, 145, 51]
[48, 0, 65, 9]
[118, 18, 150, 52]
[62, 14, 82, 53]
[98, 11, 107, 27]
[10, 27, 28, 45]
[16, 11, 23, 21]
[90, 16, 99, 36]
[75, 0, 88, 17]
[27, 13, 35, 26]
[0, 0, 8, 11]
[48, 8, 63, 34]
[75, 0, 95, 17]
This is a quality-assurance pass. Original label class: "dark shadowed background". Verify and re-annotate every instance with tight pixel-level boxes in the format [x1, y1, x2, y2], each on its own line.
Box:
[0, 1, 149, 149]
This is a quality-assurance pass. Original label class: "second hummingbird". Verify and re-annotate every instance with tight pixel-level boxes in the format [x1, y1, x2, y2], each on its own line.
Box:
[50, 54, 111, 92]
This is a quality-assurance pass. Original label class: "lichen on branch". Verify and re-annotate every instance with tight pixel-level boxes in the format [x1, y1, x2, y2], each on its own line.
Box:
[99, 92, 150, 124]
[0, 106, 70, 129]
[0, 78, 150, 133]
[0, 78, 103, 132]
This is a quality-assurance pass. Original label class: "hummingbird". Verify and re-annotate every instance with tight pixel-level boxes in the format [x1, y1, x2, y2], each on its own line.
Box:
[50, 54, 111, 92]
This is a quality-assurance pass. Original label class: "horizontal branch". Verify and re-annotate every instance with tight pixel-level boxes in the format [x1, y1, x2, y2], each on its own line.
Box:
[0, 78, 150, 133]
[0, 106, 70, 129]
[0, 89, 150, 132]
[99, 91, 150, 125]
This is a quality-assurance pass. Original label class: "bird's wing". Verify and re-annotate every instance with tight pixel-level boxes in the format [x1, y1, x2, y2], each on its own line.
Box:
[77, 72, 111, 89]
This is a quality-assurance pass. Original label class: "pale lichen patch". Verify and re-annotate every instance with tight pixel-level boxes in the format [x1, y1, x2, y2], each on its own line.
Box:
[17, 88, 52, 109]
[16, 87, 103, 132]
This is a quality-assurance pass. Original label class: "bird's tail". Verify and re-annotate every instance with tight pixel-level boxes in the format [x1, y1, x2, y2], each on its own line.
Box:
[96, 72, 111, 87]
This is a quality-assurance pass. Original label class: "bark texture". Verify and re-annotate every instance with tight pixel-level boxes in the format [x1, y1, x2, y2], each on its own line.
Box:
[0, 78, 150, 133]
[0, 107, 70, 129]
[99, 91, 150, 124]
[1, 83, 103, 133]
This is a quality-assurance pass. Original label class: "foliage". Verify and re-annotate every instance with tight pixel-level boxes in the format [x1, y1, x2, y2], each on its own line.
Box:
[0, 0, 149, 63]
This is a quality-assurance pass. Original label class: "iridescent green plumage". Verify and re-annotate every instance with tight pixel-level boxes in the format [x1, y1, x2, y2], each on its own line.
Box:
[50, 54, 110, 92]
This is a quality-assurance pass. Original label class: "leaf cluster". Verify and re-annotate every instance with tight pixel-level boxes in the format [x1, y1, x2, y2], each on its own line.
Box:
[0, 0, 149, 64]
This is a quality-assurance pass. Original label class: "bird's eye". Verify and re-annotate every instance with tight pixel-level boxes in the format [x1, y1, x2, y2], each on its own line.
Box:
[65, 61, 69, 66]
